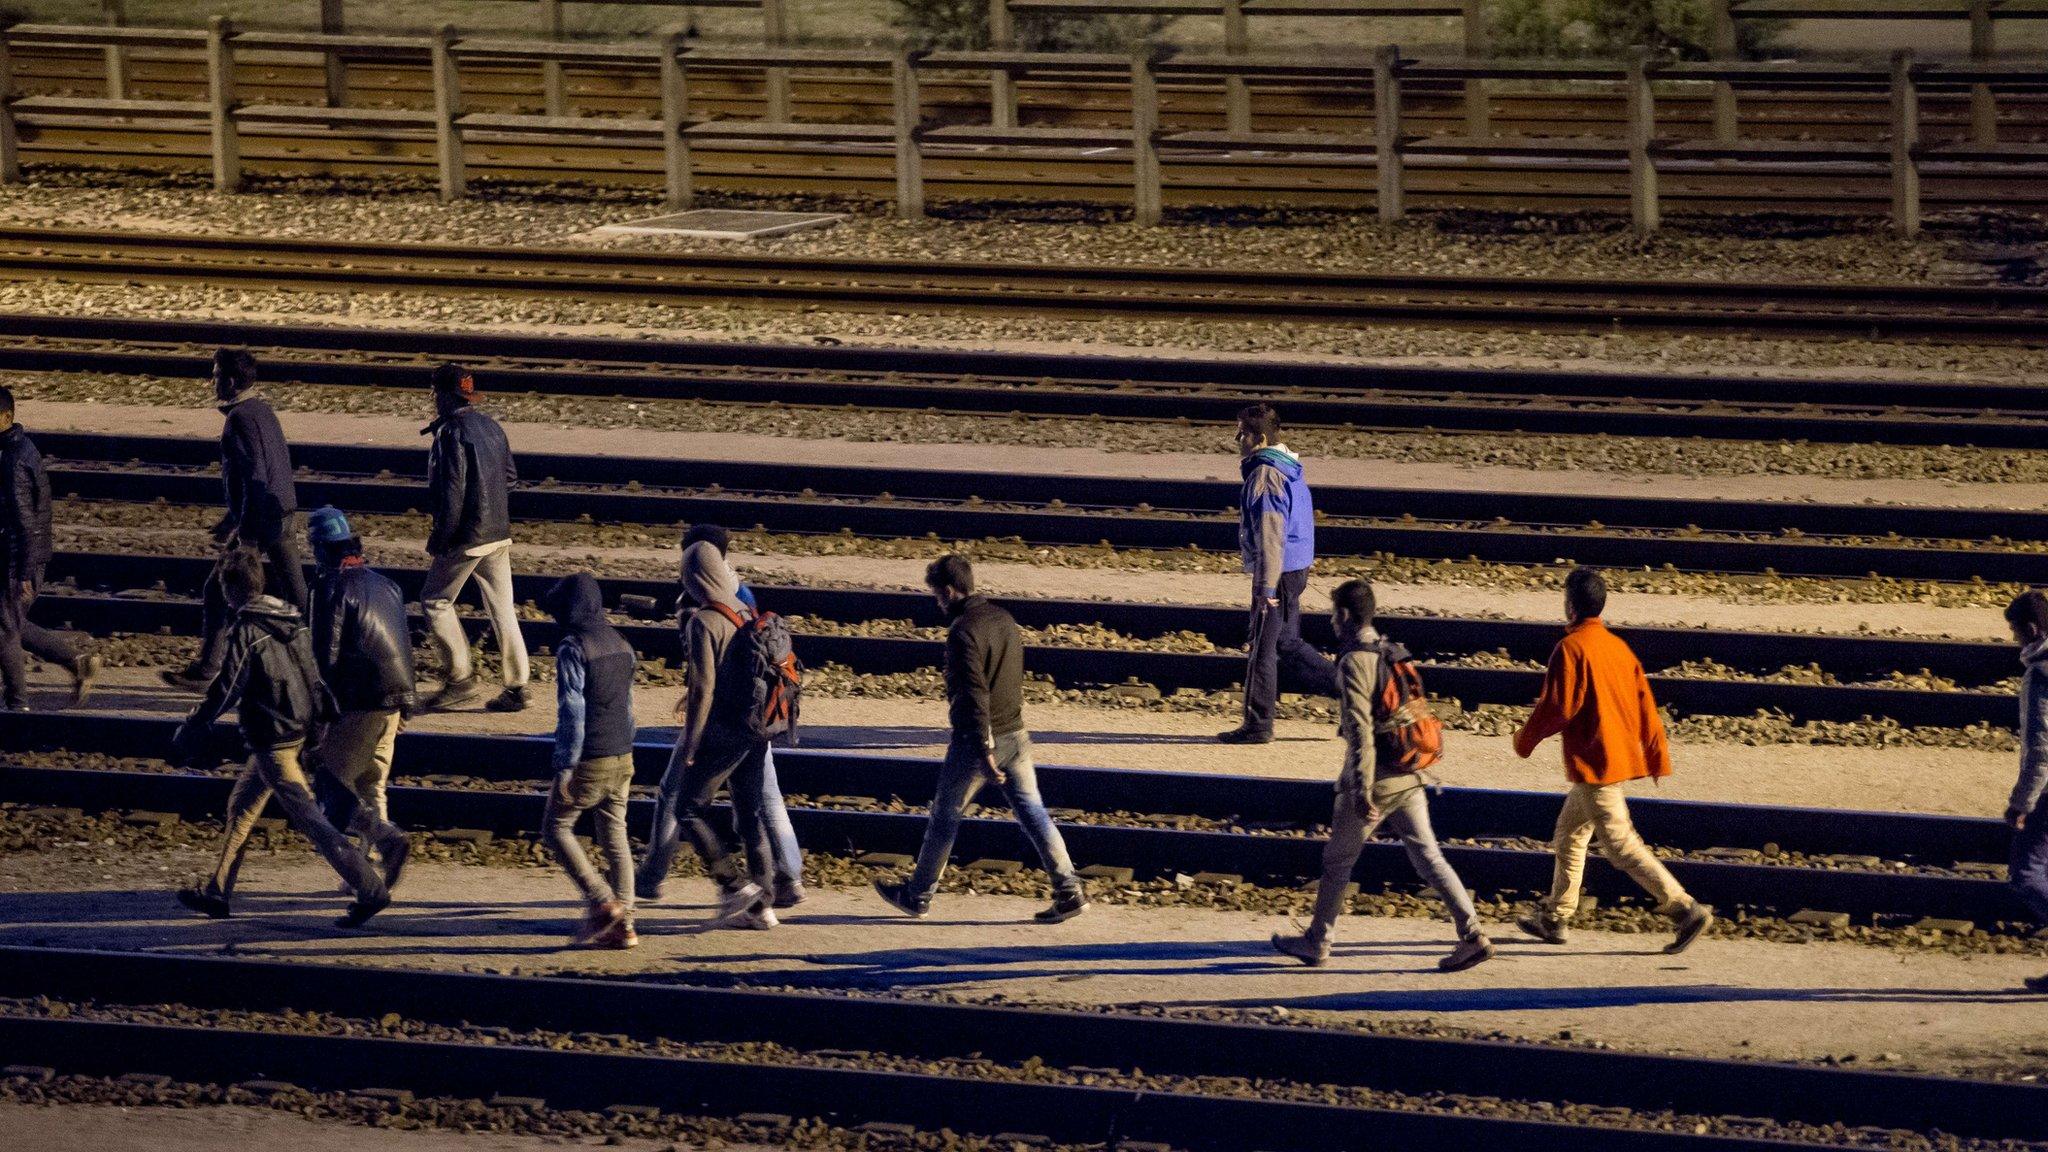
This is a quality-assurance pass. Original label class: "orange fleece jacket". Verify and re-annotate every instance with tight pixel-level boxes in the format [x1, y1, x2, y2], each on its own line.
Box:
[1511, 618, 1672, 786]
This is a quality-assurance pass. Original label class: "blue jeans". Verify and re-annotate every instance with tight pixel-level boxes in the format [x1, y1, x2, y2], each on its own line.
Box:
[759, 747, 804, 893]
[639, 730, 772, 895]
[2011, 797, 2048, 924]
[907, 731, 1081, 904]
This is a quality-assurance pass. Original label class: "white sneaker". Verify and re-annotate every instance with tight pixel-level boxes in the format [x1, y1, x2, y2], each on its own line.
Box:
[717, 882, 764, 918]
[723, 904, 778, 931]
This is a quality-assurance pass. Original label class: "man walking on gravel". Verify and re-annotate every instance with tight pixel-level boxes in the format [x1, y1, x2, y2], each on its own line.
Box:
[1999, 590, 2048, 992]
[874, 554, 1089, 923]
[304, 507, 414, 893]
[1512, 567, 1713, 954]
[165, 349, 305, 691]
[1219, 403, 1338, 745]
[541, 571, 640, 949]
[169, 548, 388, 927]
[418, 363, 529, 714]
[0, 387, 99, 710]
[1270, 578, 1492, 972]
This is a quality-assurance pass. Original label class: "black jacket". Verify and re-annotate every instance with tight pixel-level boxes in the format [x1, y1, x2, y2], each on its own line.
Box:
[0, 424, 52, 583]
[218, 393, 297, 546]
[943, 594, 1025, 746]
[424, 404, 515, 556]
[311, 558, 417, 715]
[178, 595, 333, 753]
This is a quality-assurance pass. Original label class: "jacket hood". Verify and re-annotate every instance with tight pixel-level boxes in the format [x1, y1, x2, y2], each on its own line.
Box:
[944, 591, 987, 620]
[1345, 625, 1410, 662]
[2025, 638, 2048, 669]
[1242, 444, 1303, 482]
[217, 387, 264, 414]
[237, 593, 302, 636]
[681, 541, 741, 611]
[543, 572, 608, 626]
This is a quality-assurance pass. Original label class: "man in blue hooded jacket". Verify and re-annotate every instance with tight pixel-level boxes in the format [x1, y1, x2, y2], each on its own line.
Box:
[1219, 403, 1339, 745]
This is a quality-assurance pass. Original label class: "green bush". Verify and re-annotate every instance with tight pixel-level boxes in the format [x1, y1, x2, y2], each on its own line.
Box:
[890, 0, 1169, 51]
[1488, 0, 1785, 61]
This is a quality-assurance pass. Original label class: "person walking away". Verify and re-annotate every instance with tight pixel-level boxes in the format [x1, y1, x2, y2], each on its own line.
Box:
[303, 506, 414, 892]
[0, 387, 99, 709]
[1270, 578, 1492, 971]
[2000, 590, 2048, 992]
[636, 541, 782, 929]
[681, 522, 804, 907]
[541, 571, 640, 949]
[169, 548, 388, 927]
[1512, 567, 1713, 954]
[418, 363, 530, 713]
[1219, 403, 1338, 744]
[873, 554, 1088, 923]
[164, 349, 305, 690]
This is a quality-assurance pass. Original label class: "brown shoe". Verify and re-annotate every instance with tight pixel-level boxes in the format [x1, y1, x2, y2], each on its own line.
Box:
[572, 899, 628, 948]
[1665, 904, 1715, 955]
[1516, 910, 1568, 945]
[424, 676, 487, 712]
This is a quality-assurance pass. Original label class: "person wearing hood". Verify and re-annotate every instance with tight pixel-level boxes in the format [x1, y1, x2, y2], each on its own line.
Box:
[540, 571, 640, 949]
[0, 387, 99, 710]
[303, 507, 414, 892]
[873, 554, 1088, 923]
[169, 547, 388, 928]
[2002, 591, 2048, 991]
[165, 349, 305, 691]
[1270, 579, 1492, 972]
[1219, 403, 1339, 745]
[418, 363, 530, 714]
[635, 540, 781, 929]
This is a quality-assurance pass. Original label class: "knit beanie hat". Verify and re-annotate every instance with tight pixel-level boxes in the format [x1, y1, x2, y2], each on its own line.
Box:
[430, 362, 476, 400]
[306, 506, 352, 546]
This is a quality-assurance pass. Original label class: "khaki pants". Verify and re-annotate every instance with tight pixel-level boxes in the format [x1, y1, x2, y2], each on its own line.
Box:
[421, 541, 529, 688]
[204, 741, 383, 902]
[543, 753, 635, 910]
[308, 708, 407, 861]
[1546, 781, 1692, 920]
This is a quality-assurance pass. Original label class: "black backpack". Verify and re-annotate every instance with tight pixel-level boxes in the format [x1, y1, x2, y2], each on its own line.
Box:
[707, 603, 804, 743]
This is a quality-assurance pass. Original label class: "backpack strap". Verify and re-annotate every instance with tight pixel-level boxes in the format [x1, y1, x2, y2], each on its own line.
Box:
[706, 602, 749, 630]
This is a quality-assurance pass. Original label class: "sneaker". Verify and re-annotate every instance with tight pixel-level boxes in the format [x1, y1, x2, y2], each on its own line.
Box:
[377, 835, 411, 893]
[717, 882, 766, 920]
[572, 899, 628, 948]
[2023, 972, 2048, 993]
[1216, 725, 1274, 745]
[712, 891, 776, 930]
[634, 874, 665, 903]
[1033, 888, 1090, 924]
[589, 918, 639, 950]
[0, 698, 26, 714]
[484, 685, 531, 713]
[871, 879, 929, 919]
[175, 885, 230, 919]
[772, 883, 808, 910]
[1665, 903, 1715, 955]
[424, 676, 487, 712]
[160, 665, 216, 692]
[336, 889, 391, 929]
[1270, 930, 1330, 967]
[1516, 910, 1569, 945]
[1439, 933, 1495, 973]
[65, 655, 101, 710]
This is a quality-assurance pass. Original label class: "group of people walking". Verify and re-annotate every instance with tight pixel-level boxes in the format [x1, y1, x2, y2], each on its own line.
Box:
[10, 348, 2037, 975]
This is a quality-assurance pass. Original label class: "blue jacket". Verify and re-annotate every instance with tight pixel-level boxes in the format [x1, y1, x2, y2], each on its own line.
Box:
[1238, 446, 1315, 596]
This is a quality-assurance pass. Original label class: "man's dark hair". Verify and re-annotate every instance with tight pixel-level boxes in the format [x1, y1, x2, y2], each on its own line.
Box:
[219, 547, 266, 604]
[430, 362, 475, 399]
[213, 348, 257, 393]
[1236, 403, 1280, 444]
[1564, 567, 1608, 621]
[2008, 590, 2048, 636]
[924, 554, 974, 596]
[315, 535, 364, 562]
[682, 522, 732, 557]
[1331, 578, 1375, 627]
[0, 386, 15, 418]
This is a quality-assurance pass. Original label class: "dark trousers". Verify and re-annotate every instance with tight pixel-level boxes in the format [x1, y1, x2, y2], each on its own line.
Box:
[639, 730, 774, 895]
[1241, 566, 1339, 733]
[197, 534, 306, 675]
[2011, 796, 2048, 925]
[0, 570, 77, 704]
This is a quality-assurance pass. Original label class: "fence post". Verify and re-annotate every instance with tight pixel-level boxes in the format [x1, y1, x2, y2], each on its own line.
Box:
[320, 0, 347, 108]
[1460, 0, 1489, 137]
[0, 31, 20, 185]
[1625, 47, 1658, 237]
[660, 28, 691, 210]
[431, 24, 467, 201]
[1222, 0, 1249, 134]
[1708, 0, 1737, 143]
[988, 0, 1017, 129]
[893, 50, 925, 219]
[1130, 50, 1161, 226]
[101, 0, 128, 100]
[541, 0, 566, 117]
[1890, 49, 1920, 238]
[206, 16, 240, 193]
[1373, 44, 1403, 222]
[761, 0, 790, 122]
[1969, 0, 1996, 144]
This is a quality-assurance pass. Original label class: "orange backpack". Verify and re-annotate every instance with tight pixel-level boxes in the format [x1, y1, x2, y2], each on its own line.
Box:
[1369, 640, 1444, 774]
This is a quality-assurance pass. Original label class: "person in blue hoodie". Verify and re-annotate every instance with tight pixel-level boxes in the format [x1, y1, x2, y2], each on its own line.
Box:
[1219, 404, 1339, 745]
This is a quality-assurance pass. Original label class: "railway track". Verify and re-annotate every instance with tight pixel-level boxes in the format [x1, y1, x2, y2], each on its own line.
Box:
[0, 226, 2043, 342]
[5, 312, 2048, 448]
[3, 947, 2038, 1151]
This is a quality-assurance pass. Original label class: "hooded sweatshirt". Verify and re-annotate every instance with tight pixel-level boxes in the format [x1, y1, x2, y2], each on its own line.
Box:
[218, 391, 297, 546]
[543, 572, 638, 770]
[182, 594, 329, 751]
[1238, 445, 1315, 597]
[2013, 639, 2048, 817]
[1512, 618, 1671, 787]
[675, 541, 748, 764]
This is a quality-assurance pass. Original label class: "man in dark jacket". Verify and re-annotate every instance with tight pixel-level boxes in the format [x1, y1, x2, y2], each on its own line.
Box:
[419, 363, 529, 714]
[2002, 590, 2048, 992]
[170, 547, 388, 927]
[303, 506, 413, 892]
[0, 388, 99, 710]
[874, 554, 1087, 923]
[541, 572, 639, 950]
[1220, 403, 1339, 745]
[165, 349, 306, 691]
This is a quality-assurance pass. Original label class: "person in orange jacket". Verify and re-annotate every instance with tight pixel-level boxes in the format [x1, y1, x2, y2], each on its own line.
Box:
[1511, 567, 1715, 954]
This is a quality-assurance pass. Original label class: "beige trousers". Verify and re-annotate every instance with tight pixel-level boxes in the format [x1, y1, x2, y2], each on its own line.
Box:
[204, 741, 382, 901]
[308, 708, 408, 861]
[1546, 781, 1693, 920]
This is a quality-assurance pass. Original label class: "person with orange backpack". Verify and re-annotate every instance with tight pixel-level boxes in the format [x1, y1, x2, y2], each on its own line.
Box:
[1270, 578, 1493, 972]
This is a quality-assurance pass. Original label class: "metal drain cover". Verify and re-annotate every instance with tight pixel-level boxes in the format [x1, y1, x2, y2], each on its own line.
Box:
[591, 209, 845, 239]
